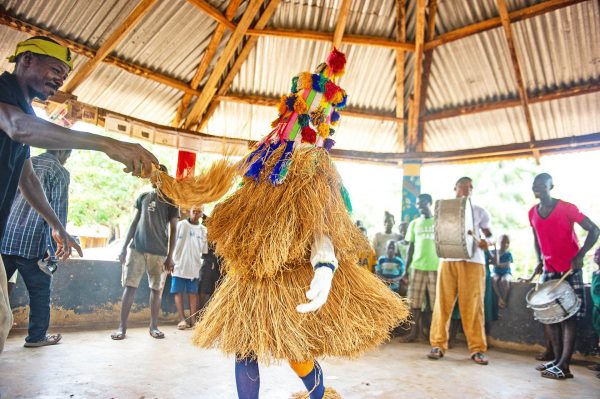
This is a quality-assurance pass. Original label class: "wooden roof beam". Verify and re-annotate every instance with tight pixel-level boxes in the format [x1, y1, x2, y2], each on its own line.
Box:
[172, 0, 242, 127]
[425, 0, 586, 50]
[406, 0, 426, 151]
[394, 0, 407, 152]
[0, 9, 201, 96]
[183, 0, 264, 129]
[197, 0, 282, 131]
[496, 0, 538, 161]
[415, 0, 438, 152]
[217, 93, 404, 123]
[246, 28, 415, 52]
[186, 0, 236, 30]
[333, 0, 352, 48]
[422, 82, 600, 122]
[63, 0, 158, 93]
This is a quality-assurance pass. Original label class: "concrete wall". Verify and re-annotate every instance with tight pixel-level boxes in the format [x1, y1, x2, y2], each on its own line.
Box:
[9, 259, 180, 329]
[8, 260, 599, 355]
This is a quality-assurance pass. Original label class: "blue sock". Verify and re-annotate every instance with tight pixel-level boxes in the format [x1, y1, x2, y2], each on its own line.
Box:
[235, 357, 260, 399]
[299, 361, 325, 399]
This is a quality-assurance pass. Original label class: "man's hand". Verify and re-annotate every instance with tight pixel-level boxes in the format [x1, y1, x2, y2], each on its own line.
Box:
[164, 256, 175, 273]
[105, 140, 159, 178]
[296, 266, 334, 313]
[571, 254, 584, 271]
[51, 226, 83, 261]
[401, 273, 409, 286]
[118, 248, 128, 265]
[478, 239, 489, 250]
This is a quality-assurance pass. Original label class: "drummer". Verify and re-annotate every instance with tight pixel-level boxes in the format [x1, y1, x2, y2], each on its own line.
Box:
[526, 173, 599, 380]
[428, 177, 493, 365]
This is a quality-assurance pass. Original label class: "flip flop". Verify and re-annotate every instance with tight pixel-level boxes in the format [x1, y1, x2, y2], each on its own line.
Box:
[471, 352, 489, 365]
[540, 365, 574, 380]
[110, 331, 126, 340]
[24, 333, 62, 347]
[149, 328, 165, 339]
[427, 347, 444, 360]
[535, 361, 555, 371]
[177, 321, 187, 330]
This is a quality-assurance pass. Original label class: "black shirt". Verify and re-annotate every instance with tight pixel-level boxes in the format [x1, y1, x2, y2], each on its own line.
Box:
[0, 72, 35, 238]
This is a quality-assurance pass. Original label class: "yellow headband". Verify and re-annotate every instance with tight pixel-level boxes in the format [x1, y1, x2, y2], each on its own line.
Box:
[8, 38, 73, 70]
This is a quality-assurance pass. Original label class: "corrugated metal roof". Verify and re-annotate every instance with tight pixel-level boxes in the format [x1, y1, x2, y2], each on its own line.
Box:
[0, 0, 596, 157]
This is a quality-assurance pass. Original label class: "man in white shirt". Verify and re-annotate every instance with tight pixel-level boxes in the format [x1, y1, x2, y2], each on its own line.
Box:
[171, 206, 208, 329]
[428, 177, 493, 365]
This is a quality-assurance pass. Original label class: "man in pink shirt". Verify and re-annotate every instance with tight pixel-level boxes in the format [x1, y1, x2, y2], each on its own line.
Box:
[528, 173, 599, 380]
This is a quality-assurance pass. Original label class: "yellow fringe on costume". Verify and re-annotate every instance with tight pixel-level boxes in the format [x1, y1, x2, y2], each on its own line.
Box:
[192, 145, 409, 363]
[150, 158, 238, 209]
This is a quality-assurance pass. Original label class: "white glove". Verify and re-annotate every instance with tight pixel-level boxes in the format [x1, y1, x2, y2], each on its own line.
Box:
[296, 266, 334, 313]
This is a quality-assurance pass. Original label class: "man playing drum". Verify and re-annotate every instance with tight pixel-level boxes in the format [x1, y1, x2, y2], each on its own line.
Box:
[527, 173, 599, 380]
[428, 177, 493, 365]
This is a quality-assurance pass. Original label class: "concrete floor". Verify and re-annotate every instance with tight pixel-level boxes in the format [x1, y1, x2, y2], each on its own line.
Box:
[0, 327, 598, 399]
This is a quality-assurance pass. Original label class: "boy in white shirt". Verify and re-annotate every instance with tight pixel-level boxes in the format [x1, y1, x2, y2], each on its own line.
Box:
[171, 206, 208, 329]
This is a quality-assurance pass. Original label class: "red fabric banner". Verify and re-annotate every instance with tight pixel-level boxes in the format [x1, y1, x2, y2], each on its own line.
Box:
[176, 150, 196, 179]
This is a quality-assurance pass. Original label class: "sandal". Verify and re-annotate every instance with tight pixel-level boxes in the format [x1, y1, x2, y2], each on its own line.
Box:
[177, 321, 187, 330]
[427, 347, 444, 360]
[149, 328, 165, 339]
[540, 365, 573, 380]
[110, 330, 126, 340]
[471, 352, 489, 365]
[535, 361, 555, 371]
[24, 333, 62, 347]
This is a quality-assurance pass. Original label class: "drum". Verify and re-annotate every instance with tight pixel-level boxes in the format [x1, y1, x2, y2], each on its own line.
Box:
[434, 198, 476, 259]
[526, 280, 581, 324]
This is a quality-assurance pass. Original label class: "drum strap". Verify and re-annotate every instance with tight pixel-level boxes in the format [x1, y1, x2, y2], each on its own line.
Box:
[554, 298, 569, 317]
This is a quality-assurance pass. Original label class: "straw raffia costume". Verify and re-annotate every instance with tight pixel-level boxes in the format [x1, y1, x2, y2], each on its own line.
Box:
[154, 49, 408, 399]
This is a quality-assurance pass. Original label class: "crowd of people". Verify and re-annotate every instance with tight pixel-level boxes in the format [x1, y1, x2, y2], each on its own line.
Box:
[359, 174, 600, 379]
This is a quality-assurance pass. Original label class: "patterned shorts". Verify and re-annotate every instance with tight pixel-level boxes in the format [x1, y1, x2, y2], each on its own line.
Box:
[407, 269, 438, 310]
[541, 269, 586, 320]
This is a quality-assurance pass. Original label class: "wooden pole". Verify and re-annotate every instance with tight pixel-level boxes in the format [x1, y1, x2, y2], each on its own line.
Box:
[422, 82, 600, 122]
[183, 0, 264, 129]
[333, 0, 352, 48]
[63, 0, 158, 93]
[197, 0, 282, 131]
[172, 0, 242, 127]
[415, 0, 438, 152]
[424, 0, 586, 50]
[407, 0, 426, 151]
[395, 0, 407, 152]
[496, 0, 539, 161]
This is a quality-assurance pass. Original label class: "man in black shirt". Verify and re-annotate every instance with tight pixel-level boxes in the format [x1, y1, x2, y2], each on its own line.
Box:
[0, 36, 158, 352]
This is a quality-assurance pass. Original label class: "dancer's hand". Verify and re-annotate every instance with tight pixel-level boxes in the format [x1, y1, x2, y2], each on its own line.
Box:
[296, 266, 334, 313]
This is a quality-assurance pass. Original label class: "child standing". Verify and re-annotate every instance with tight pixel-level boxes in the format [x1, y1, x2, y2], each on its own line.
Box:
[490, 234, 513, 309]
[171, 206, 208, 329]
[376, 240, 405, 293]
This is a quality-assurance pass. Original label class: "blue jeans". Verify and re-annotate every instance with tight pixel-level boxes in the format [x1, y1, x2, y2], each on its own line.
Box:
[2, 255, 51, 343]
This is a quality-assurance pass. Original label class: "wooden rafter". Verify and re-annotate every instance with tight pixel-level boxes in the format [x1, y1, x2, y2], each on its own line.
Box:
[496, 0, 538, 160]
[394, 0, 406, 152]
[406, 0, 426, 151]
[63, 0, 157, 93]
[0, 9, 201, 96]
[186, 0, 236, 30]
[422, 82, 600, 122]
[197, 0, 282, 131]
[217, 93, 404, 123]
[246, 28, 415, 52]
[172, 0, 242, 127]
[183, 0, 264, 129]
[333, 0, 352, 48]
[414, 0, 438, 152]
[424, 0, 585, 50]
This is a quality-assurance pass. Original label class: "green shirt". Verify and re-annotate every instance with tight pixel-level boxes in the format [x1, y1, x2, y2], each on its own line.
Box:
[405, 216, 439, 271]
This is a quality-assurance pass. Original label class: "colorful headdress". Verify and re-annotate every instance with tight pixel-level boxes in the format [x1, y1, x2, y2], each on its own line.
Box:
[244, 48, 348, 185]
[8, 37, 74, 70]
